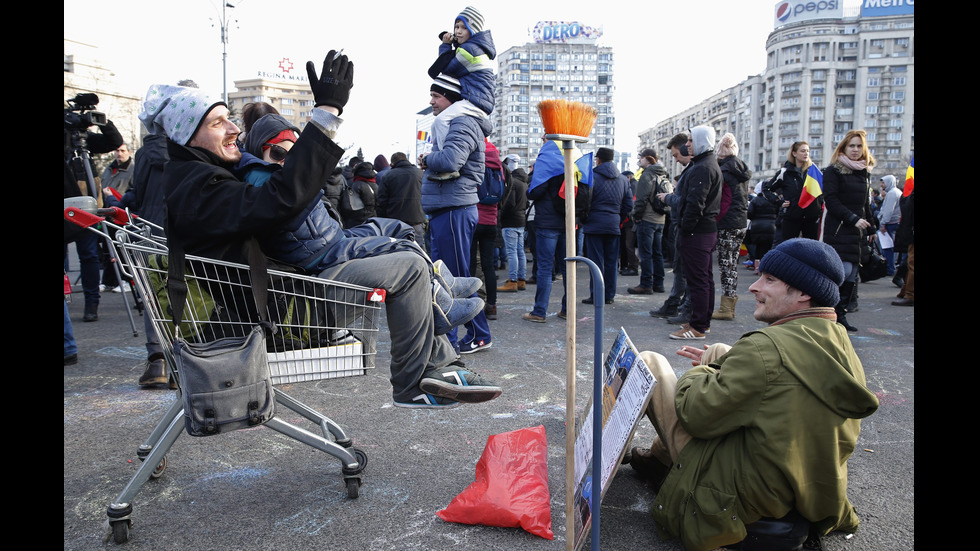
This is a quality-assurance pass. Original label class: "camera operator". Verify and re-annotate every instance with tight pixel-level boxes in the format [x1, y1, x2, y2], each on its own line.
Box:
[64, 93, 123, 322]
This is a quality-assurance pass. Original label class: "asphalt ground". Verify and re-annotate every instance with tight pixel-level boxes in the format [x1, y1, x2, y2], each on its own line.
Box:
[64, 252, 914, 550]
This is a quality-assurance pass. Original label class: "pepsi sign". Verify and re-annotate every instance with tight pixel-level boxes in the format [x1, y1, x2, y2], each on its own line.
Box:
[774, 0, 843, 27]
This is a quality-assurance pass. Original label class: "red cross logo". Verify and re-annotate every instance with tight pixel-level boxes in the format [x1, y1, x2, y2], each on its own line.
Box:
[278, 58, 294, 73]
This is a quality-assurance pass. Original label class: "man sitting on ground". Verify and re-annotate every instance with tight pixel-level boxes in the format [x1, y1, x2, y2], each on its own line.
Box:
[629, 238, 879, 550]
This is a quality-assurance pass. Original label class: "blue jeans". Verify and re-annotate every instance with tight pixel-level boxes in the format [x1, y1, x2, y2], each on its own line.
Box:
[501, 227, 526, 281]
[883, 222, 899, 275]
[635, 221, 665, 289]
[65, 232, 101, 307]
[584, 233, 619, 302]
[64, 300, 77, 357]
[532, 227, 567, 317]
[429, 206, 490, 348]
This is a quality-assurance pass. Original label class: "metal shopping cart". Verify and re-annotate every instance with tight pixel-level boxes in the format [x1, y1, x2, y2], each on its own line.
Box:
[64, 204, 382, 544]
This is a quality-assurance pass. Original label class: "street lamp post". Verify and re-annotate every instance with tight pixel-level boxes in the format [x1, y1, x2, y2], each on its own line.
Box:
[217, 1, 237, 105]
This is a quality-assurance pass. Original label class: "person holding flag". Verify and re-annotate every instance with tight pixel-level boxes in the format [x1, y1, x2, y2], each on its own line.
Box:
[521, 139, 592, 322]
[766, 141, 824, 243]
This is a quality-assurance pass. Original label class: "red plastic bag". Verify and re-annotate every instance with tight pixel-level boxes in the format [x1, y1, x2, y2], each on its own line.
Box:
[436, 425, 554, 540]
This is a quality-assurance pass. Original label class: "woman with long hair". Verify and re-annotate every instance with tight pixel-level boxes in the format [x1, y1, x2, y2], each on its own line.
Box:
[822, 130, 878, 331]
[768, 141, 823, 243]
[712, 133, 752, 320]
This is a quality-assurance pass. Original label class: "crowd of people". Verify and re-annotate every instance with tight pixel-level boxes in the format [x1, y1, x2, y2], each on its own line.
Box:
[65, 6, 911, 549]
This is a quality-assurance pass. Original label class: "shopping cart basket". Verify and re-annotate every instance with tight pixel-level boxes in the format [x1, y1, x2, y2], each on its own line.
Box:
[64, 205, 382, 544]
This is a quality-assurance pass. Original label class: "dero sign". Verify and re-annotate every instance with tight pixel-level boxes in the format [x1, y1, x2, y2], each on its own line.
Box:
[773, 0, 843, 27]
[532, 21, 602, 44]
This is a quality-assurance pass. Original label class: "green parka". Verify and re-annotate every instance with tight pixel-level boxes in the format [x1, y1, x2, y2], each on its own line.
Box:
[651, 310, 879, 551]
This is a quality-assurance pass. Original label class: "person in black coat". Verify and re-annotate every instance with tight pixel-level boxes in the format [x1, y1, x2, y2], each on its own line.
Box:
[822, 130, 878, 331]
[747, 182, 780, 274]
[767, 141, 824, 243]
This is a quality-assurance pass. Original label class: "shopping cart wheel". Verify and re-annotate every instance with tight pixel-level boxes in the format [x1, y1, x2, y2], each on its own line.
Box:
[150, 456, 167, 479]
[345, 477, 361, 498]
[110, 519, 131, 544]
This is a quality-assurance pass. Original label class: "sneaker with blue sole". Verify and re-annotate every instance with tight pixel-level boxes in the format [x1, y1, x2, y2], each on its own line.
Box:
[393, 392, 462, 409]
[419, 362, 501, 403]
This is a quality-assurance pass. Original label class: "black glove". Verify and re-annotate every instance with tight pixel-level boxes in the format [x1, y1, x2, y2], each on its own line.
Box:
[306, 49, 354, 115]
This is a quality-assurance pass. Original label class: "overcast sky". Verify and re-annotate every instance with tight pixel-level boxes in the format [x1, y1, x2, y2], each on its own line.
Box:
[65, 0, 846, 161]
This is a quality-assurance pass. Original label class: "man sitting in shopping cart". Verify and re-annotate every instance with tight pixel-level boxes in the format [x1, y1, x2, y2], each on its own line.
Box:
[137, 50, 501, 410]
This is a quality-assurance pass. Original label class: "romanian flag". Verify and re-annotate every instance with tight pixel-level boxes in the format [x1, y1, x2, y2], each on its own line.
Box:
[798, 164, 823, 208]
[528, 140, 593, 193]
[903, 157, 914, 197]
[417, 130, 430, 142]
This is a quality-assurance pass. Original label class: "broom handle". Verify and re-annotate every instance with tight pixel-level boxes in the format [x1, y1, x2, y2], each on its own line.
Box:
[562, 140, 577, 551]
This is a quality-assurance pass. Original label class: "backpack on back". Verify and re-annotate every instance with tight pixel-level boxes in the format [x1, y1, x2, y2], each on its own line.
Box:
[479, 140, 506, 205]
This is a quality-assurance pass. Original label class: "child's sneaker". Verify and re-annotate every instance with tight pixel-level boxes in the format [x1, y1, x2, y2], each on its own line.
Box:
[433, 259, 482, 298]
[433, 282, 484, 335]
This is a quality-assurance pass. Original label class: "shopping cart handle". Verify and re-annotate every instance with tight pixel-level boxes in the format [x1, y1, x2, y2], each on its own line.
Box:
[64, 206, 105, 229]
[64, 206, 135, 228]
[98, 207, 136, 226]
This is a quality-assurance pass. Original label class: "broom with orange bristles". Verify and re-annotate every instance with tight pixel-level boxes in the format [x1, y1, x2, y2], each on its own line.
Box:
[537, 99, 599, 551]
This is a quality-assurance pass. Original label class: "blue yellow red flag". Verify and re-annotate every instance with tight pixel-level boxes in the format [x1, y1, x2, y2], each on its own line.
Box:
[799, 164, 823, 208]
[528, 140, 593, 192]
[903, 157, 914, 197]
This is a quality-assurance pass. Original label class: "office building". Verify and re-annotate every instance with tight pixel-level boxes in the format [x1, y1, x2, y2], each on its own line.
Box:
[490, 21, 614, 165]
[640, 1, 914, 179]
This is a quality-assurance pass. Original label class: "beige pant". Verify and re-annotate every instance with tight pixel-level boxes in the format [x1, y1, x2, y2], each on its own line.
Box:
[641, 343, 731, 466]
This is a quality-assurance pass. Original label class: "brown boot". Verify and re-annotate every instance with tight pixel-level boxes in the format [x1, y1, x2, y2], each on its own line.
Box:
[517, 278, 527, 290]
[711, 295, 737, 320]
[497, 279, 519, 292]
[484, 304, 497, 320]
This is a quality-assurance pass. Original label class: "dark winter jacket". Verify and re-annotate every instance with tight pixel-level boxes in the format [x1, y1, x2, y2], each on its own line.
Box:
[527, 173, 590, 231]
[377, 159, 426, 226]
[322, 167, 345, 212]
[717, 155, 752, 230]
[894, 190, 914, 250]
[632, 163, 671, 225]
[164, 121, 344, 265]
[747, 191, 780, 246]
[582, 161, 633, 235]
[101, 158, 134, 194]
[766, 161, 824, 222]
[421, 114, 492, 215]
[822, 163, 877, 264]
[120, 133, 169, 236]
[677, 150, 722, 235]
[345, 163, 378, 228]
[498, 168, 528, 228]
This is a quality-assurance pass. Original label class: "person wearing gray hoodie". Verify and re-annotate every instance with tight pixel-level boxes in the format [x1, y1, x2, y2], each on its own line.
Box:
[877, 174, 902, 276]
[669, 126, 722, 340]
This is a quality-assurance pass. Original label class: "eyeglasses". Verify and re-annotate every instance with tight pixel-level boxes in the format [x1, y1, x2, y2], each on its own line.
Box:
[266, 143, 289, 162]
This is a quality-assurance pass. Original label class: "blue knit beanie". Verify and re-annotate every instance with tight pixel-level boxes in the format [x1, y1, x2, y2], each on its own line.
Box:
[758, 238, 844, 307]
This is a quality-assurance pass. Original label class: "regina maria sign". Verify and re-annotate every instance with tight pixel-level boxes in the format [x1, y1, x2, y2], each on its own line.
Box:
[773, 0, 843, 27]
